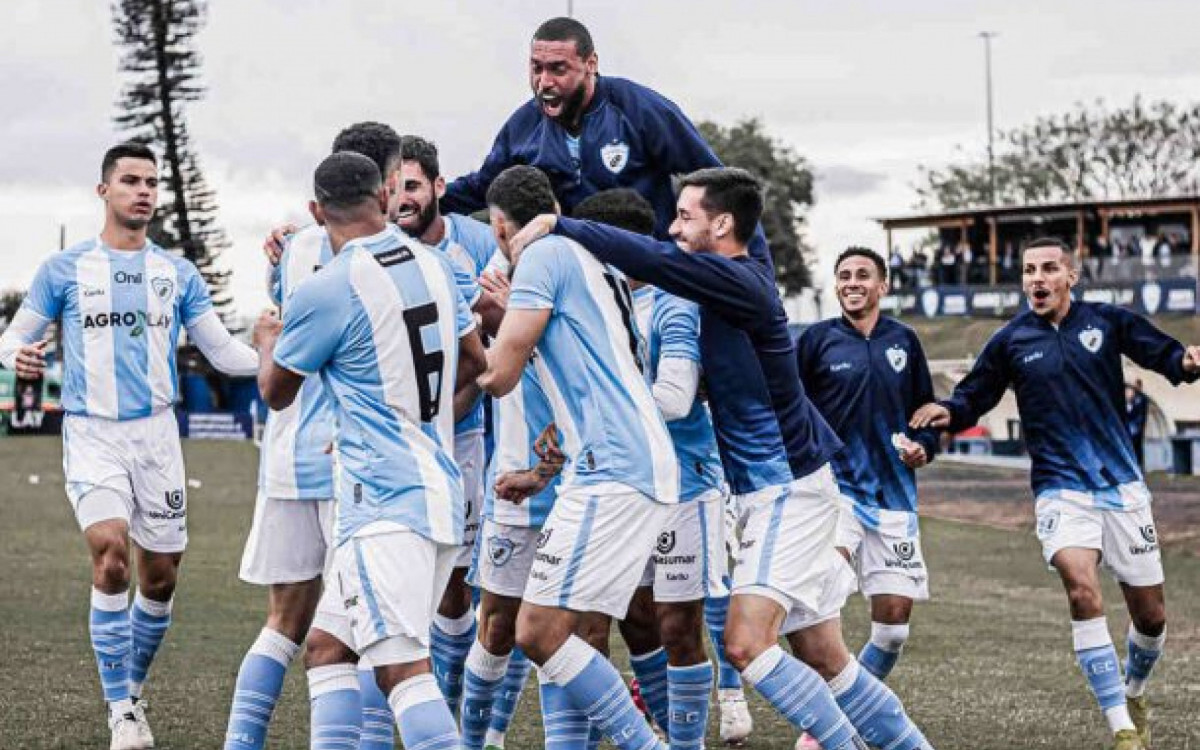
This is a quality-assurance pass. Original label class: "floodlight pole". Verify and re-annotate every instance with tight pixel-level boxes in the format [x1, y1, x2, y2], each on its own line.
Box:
[567, 0, 574, 17]
[979, 31, 998, 205]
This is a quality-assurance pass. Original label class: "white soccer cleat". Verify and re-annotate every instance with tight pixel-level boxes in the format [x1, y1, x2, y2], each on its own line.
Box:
[794, 731, 823, 750]
[131, 700, 155, 748]
[718, 688, 753, 746]
[108, 710, 145, 750]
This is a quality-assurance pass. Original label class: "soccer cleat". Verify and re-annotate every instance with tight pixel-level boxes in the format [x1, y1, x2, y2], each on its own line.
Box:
[131, 699, 154, 748]
[794, 731, 822, 750]
[1112, 728, 1146, 750]
[108, 710, 146, 750]
[1127, 695, 1151, 749]
[718, 688, 753, 746]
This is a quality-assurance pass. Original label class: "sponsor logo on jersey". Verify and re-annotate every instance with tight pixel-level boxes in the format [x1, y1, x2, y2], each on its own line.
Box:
[164, 489, 184, 510]
[600, 141, 630, 174]
[1130, 523, 1159, 555]
[113, 271, 143, 284]
[1023, 350, 1044, 365]
[537, 528, 552, 549]
[1140, 524, 1157, 544]
[82, 310, 172, 337]
[830, 361, 852, 372]
[656, 531, 676, 555]
[1078, 325, 1104, 353]
[81, 284, 105, 298]
[886, 345, 908, 373]
[892, 540, 915, 561]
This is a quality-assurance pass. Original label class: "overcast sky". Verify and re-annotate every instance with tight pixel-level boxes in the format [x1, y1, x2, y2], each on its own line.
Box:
[4, 0, 1200, 317]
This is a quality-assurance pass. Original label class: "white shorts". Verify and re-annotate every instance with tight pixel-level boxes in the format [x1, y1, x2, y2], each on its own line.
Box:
[453, 430, 486, 568]
[62, 410, 188, 553]
[1035, 489, 1163, 587]
[523, 484, 673, 619]
[732, 466, 857, 629]
[469, 519, 541, 599]
[239, 492, 335, 585]
[836, 499, 929, 601]
[312, 524, 458, 664]
[639, 491, 729, 603]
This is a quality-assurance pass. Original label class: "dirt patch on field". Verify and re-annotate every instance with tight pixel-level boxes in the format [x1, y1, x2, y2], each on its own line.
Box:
[921, 462, 1200, 555]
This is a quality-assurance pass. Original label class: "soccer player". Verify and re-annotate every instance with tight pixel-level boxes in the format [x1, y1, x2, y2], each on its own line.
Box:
[392, 134, 503, 714]
[254, 151, 486, 750]
[0, 143, 259, 750]
[792, 247, 938, 750]
[911, 237, 1200, 750]
[477, 165, 680, 750]
[508, 167, 934, 750]
[223, 121, 405, 750]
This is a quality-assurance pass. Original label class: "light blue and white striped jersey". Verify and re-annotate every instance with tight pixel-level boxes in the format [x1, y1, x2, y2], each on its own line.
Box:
[437, 213, 496, 436]
[257, 225, 336, 500]
[484, 357, 560, 528]
[508, 235, 679, 504]
[273, 226, 476, 545]
[633, 287, 725, 502]
[20, 238, 212, 420]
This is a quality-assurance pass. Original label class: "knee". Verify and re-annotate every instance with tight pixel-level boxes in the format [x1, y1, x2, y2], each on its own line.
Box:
[1065, 582, 1104, 619]
[479, 609, 518, 655]
[516, 606, 571, 666]
[722, 626, 767, 673]
[658, 608, 705, 663]
[91, 539, 131, 592]
[304, 629, 356, 669]
[1132, 609, 1166, 638]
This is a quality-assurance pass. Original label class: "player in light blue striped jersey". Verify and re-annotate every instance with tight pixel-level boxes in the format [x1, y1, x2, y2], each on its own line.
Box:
[255, 152, 486, 750]
[478, 166, 678, 750]
[0, 143, 259, 750]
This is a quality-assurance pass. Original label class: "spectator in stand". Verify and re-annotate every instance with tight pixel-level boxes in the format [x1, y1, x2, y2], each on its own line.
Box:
[1154, 233, 1172, 268]
[957, 241, 972, 286]
[1126, 380, 1149, 470]
[937, 244, 957, 285]
[910, 247, 929, 287]
[1000, 241, 1018, 283]
[1091, 235, 1111, 282]
[889, 246, 905, 289]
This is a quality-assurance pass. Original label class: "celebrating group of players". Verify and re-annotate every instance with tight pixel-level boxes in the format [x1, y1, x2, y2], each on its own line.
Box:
[3, 15, 1199, 750]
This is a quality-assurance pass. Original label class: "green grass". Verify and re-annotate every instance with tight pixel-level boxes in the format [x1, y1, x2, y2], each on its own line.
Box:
[2, 438, 1198, 749]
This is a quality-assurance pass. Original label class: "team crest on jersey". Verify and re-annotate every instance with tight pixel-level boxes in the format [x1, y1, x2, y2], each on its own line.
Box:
[600, 140, 630, 174]
[488, 536, 516, 567]
[151, 277, 175, 302]
[656, 531, 676, 555]
[886, 345, 908, 373]
[1078, 325, 1104, 353]
[1036, 509, 1060, 539]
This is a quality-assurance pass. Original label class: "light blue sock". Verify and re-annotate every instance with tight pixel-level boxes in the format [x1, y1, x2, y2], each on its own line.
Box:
[431, 612, 476, 716]
[90, 588, 131, 705]
[858, 622, 909, 681]
[223, 628, 299, 750]
[741, 645, 861, 750]
[1124, 624, 1165, 698]
[129, 592, 172, 699]
[462, 643, 510, 750]
[1072, 619, 1125, 711]
[359, 666, 395, 750]
[308, 664, 362, 750]
[487, 647, 532, 745]
[390, 673, 462, 750]
[543, 635, 664, 750]
[630, 647, 671, 735]
[705, 591, 741, 690]
[668, 662, 713, 750]
[540, 676, 593, 750]
[830, 661, 930, 750]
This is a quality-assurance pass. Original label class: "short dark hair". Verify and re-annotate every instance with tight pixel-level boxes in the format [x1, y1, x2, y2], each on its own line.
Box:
[331, 122, 402, 180]
[486, 166, 556, 227]
[1023, 236, 1072, 254]
[678, 167, 764, 243]
[532, 17, 595, 58]
[835, 247, 887, 280]
[314, 152, 383, 212]
[101, 142, 156, 182]
[572, 189, 655, 235]
[400, 135, 441, 181]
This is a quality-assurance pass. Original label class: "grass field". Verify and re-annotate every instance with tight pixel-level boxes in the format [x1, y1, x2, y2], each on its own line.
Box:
[2, 437, 1199, 749]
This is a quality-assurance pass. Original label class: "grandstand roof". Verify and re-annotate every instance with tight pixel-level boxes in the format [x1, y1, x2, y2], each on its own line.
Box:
[875, 195, 1200, 230]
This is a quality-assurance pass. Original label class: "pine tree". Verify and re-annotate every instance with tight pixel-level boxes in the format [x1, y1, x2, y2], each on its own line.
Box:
[111, 0, 237, 327]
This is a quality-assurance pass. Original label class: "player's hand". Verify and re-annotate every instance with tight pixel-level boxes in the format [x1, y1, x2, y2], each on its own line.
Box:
[1183, 344, 1200, 374]
[533, 422, 564, 466]
[252, 310, 282, 350]
[479, 268, 512, 308]
[893, 434, 929, 469]
[263, 223, 298, 266]
[495, 469, 550, 504]
[14, 339, 48, 380]
[910, 403, 951, 430]
[508, 214, 558, 265]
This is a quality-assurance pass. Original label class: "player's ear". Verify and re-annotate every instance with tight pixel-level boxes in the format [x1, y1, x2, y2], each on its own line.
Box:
[96, 182, 108, 201]
[434, 175, 446, 201]
[586, 52, 599, 74]
[375, 186, 389, 214]
[309, 200, 325, 227]
[713, 213, 731, 240]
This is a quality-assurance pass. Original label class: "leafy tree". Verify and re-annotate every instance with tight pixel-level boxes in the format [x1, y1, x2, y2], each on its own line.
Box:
[918, 97, 1200, 211]
[699, 118, 815, 293]
[1, 291, 24, 325]
[111, 0, 237, 327]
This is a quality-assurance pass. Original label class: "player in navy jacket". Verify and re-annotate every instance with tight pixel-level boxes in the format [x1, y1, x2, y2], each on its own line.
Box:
[912, 237, 1200, 750]
[794, 247, 938, 714]
[510, 168, 933, 750]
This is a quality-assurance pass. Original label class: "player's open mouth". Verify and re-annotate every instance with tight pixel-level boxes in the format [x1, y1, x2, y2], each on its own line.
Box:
[396, 206, 418, 220]
[1031, 289, 1050, 303]
[842, 291, 865, 303]
[540, 93, 562, 112]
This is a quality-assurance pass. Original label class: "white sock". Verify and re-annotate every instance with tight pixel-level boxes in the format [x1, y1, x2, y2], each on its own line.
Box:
[433, 611, 476, 636]
[1104, 704, 1136, 734]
